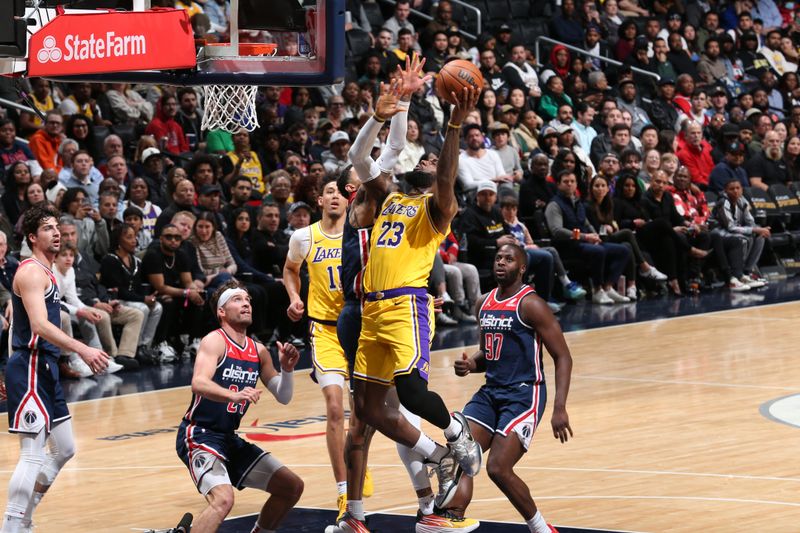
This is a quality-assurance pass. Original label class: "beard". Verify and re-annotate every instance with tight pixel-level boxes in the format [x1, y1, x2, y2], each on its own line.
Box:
[768, 147, 783, 160]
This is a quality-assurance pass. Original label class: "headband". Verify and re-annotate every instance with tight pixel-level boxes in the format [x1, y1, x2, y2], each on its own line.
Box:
[217, 288, 248, 310]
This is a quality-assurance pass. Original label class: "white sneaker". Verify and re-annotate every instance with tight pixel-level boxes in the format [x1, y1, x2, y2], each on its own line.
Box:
[182, 338, 201, 359]
[729, 277, 751, 292]
[68, 355, 94, 378]
[592, 289, 614, 305]
[103, 358, 124, 374]
[640, 266, 668, 281]
[626, 285, 638, 300]
[741, 274, 766, 289]
[155, 341, 177, 364]
[605, 287, 631, 303]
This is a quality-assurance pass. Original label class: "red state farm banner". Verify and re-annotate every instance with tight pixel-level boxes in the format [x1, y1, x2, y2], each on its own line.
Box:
[28, 9, 196, 77]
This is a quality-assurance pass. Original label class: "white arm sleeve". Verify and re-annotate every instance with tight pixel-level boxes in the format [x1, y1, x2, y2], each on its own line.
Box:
[348, 116, 384, 182]
[287, 226, 312, 263]
[266, 371, 294, 404]
[377, 101, 410, 174]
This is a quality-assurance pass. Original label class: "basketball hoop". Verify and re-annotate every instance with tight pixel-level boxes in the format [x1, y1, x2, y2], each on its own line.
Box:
[200, 43, 277, 133]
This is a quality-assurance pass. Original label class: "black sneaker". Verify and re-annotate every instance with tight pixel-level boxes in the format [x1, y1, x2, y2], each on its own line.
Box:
[115, 355, 140, 371]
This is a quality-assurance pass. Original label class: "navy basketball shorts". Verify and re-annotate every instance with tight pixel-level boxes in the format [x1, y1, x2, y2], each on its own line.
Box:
[5, 349, 70, 434]
[463, 382, 547, 451]
[176, 420, 282, 495]
[336, 300, 362, 380]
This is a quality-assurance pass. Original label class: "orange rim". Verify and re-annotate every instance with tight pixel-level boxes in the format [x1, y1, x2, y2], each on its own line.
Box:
[206, 43, 277, 56]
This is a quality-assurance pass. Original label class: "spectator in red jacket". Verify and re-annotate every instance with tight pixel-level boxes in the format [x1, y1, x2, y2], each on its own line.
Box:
[676, 121, 714, 190]
[144, 94, 189, 156]
[28, 110, 65, 173]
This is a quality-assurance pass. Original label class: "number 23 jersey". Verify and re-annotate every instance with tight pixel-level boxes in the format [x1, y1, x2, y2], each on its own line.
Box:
[364, 193, 447, 292]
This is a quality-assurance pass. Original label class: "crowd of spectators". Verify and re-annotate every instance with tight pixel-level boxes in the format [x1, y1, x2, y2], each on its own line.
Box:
[1, 0, 799, 377]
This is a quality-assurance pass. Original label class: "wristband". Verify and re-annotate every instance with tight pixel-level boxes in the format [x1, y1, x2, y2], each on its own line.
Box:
[373, 113, 387, 123]
[183, 289, 189, 308]
[447, 122, 462, 130]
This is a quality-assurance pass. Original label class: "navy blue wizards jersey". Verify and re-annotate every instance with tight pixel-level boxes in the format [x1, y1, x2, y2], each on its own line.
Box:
[11, 258, 61, 358]
[183, 329, 261, 433]
[341, 213, 372, 303]
[479, 285, 544, 387]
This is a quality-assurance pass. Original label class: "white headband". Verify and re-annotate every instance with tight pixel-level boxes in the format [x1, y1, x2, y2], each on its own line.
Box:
[217, 288, 248, 310]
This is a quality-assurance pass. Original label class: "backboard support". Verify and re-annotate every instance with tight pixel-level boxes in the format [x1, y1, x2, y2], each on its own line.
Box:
[1, 0, 345, 87]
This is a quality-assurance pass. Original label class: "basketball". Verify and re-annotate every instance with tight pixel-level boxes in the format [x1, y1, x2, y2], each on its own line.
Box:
[435, 59, 484, 105]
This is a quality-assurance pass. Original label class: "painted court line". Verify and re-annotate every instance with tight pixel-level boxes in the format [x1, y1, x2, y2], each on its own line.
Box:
[472, 495, 800, 508]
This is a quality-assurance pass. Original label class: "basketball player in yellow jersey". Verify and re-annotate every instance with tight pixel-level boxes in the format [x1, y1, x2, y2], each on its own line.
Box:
[282, 175, 349, 514]
[351, 85, 484, 511]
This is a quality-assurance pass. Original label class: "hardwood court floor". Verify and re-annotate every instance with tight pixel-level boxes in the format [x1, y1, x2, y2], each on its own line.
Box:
[2, 302, 800, 533]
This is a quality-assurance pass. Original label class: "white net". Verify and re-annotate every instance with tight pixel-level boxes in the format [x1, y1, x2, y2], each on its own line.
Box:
[201, 84, 259, 133]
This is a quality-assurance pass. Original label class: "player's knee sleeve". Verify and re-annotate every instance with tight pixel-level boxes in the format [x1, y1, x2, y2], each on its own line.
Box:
[38, 421, 75, 486]
[5, 433, 46, 517]
[395, 371, 450, 429]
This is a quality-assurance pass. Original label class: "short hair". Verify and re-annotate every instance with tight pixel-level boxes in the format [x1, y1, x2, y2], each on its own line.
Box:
[611, 123, 630, 135]
[232, 175, 253, 188]
[320, 174, 338, 195]
[122, 206, 143, 220]
[111, 222, 135, 251]
[58, 138, 79, 155]
[172, 210, 197, 225]
[259, 202, 279, 216]
[177, 87, 197, 101]
[704, 36, 720, 49]
[398, 28, 413, 38]
[160, 223, 179, 234]
[268, 169, 291, 184]
[640, 124, 658, 137]
[57, 241, 77, 256]
[336, 164, 355, 198]
[497, 242, 527, 265]
[99, 190, 120, 202]
[621, 148, 641, 161]
[463, 123, 482, 137]
[499, 195, 519, 208]
[23, 204, 61, 248]
[556, 169, 576, 183]
[692, 87, 708, 98]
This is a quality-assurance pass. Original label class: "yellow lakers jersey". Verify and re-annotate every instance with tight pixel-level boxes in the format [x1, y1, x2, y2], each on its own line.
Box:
[226, 150, 266, 194]
[363, 193, 447, 292]
[305, 222, 344, 322]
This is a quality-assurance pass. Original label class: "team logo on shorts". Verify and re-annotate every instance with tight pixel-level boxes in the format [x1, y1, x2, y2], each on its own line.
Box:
[520, 423, 532, 440]
[193, 455, 207, 471]
[23, 410, 38, 426]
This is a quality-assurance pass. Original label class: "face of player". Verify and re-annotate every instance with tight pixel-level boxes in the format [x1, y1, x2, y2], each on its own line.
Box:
[31, 216, 61, 256]
[319, 181, 345, 218]
[220, 291, 253, 328]
[493, 245, 525, 287]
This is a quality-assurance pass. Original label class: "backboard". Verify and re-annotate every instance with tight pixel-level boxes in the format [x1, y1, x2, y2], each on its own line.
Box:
[1, 0, 345, 87]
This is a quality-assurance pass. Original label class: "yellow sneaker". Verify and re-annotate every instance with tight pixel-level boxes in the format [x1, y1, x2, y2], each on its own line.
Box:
[362, 468, 374, 498]
[415, 509, 480, 532]
[336, 494, 347, 522]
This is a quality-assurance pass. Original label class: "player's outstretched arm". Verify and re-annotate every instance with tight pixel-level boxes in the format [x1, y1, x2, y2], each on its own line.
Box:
[258, 341, 299, 405]
[17, 266, 109, 374]
[349, 77, 402, 187]
[521, 293, 573, 443]
[429, 86, 480, 234]
[193, 333, 261, 404]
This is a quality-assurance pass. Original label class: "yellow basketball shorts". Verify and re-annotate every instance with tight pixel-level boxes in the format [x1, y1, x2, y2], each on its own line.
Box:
[354, 288, 434, 385]
[309, 319, 348, 379]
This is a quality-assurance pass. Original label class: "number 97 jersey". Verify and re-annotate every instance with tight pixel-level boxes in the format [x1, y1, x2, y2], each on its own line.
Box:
[364, 193, 447, 293]
[479, 285, 545, 387]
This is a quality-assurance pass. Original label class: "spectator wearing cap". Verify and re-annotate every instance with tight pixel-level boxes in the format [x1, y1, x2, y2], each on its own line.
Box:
[708, 141, 751, 194]
[545, 169, 632, 304]
[494, 24, 513, 66]
[583, 23, 610, 71]
[458, 124, 516, 194]
[197, 183, 226, 231]
[555, 124, 596, 178]
[489, 123, 523, 184]
[139, 147, 169, 208]
[698, 37, 727, 85]
[616, 79, 652, 137]
[498, 105, 520, 130]
[658, 11, 687, 45]
[284, 201, 312, 238]
[745, 129, 790, 191]
[322, 130, 352, 175]
[706, 85, 731, 121]
[502, 44, 541, 100]
[677, 121, 715, 189]
[572, 102, 598, 154]
[310, 119, 336, 162]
